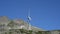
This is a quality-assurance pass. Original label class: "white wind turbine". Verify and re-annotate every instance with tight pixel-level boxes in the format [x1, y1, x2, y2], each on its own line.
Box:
[27, 8, 32, 30]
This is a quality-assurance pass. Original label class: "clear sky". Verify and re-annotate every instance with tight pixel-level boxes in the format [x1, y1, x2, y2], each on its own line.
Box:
[0, 0, 60, 30]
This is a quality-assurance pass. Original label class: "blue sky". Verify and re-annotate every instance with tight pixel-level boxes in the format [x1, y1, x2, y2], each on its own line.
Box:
[0, 0, 60, 30]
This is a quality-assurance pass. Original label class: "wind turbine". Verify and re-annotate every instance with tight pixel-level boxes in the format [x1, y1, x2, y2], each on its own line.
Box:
[27, 8, 32, 30]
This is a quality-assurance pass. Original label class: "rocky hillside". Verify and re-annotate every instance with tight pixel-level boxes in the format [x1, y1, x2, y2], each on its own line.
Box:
[0, 16, 60, 34]
[0, 16, 46, 34]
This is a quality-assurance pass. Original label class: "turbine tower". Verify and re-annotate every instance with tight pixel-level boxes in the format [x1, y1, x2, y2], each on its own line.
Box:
[27, 8, 32, 30]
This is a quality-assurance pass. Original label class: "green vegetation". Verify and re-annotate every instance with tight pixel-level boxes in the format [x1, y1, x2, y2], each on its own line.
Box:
[3, 29, 44, 34]
[7, 20, 14, 28]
